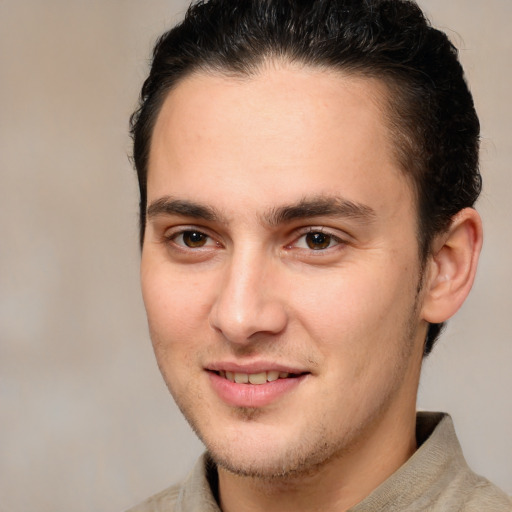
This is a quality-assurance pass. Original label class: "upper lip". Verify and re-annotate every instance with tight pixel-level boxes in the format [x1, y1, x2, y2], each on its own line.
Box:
[205, 361, 309, 374]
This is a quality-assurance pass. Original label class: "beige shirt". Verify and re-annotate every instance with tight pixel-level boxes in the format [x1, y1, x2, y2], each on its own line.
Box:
[128, 412, 511, 511]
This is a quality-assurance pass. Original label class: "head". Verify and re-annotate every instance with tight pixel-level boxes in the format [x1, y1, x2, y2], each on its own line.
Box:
[132, 0, 483, 487]
[131, 0, 481, 355]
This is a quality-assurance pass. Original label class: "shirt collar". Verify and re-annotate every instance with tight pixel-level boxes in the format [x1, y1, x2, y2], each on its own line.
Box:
[175, 412, 466, 512]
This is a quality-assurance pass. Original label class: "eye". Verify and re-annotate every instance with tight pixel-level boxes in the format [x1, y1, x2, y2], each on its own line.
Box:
[172, 230, 213, 248]
[294, 230, 341, 251]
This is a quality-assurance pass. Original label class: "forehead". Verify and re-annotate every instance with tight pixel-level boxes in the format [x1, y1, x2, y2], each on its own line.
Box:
[147, 64, 414, 221]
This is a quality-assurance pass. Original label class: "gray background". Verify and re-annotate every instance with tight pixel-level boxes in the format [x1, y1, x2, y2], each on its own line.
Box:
[0, 1, 510, 510]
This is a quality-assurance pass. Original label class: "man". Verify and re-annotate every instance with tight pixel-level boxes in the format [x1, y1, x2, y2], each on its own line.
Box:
[128, 0, 511, 510]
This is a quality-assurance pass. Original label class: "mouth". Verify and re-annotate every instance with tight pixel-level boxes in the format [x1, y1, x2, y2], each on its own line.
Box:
[208, 368, 309, 407]
[213, 370, 304, 385]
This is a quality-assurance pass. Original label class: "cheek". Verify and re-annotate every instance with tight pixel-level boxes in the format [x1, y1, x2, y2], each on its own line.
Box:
[141, 261, 212, 348]
[289, 260, 419, 361]
[141, 266, 209, 395]
[293, 268, 401, 328]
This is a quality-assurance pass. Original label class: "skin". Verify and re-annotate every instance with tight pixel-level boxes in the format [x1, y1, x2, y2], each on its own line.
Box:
[140, 63, 482, 512]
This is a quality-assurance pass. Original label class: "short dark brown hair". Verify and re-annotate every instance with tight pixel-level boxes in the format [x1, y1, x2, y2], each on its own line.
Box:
[130, 0, 481, 354]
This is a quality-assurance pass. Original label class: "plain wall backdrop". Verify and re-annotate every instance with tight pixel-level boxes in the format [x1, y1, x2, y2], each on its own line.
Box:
[0, 1, 510, 510]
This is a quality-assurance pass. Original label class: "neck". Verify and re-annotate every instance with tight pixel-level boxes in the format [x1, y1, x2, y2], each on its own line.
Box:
[217, 406, 418, 512]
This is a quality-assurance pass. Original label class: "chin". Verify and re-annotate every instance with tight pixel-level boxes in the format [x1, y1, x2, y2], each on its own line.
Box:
[210, 442, 340, 480]
[197, 420, 342, 480]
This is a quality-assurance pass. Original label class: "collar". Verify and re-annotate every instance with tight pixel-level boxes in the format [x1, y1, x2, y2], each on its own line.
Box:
[174, 412, 470, 511]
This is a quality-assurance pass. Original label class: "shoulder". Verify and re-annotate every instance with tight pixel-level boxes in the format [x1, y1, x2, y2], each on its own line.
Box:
[125, 453, 220, 512]
[126, 483, 181, 512]
[457, 476, 512, 511]
[418, 413, 512, 511]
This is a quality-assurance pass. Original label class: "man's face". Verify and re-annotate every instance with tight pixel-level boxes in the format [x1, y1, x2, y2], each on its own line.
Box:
[141, 65, 428, 478]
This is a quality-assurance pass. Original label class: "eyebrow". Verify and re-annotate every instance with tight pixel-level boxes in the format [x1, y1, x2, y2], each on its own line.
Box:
[146, 195, 376, 226]
[264, 196, 377, 227]
[146, 196, 223, 222]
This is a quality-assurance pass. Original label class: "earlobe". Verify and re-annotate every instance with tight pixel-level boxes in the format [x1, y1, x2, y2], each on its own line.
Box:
[421, 208, 483, 324]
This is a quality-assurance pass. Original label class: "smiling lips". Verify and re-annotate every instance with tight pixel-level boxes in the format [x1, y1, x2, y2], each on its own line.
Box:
[216, 370, 297, 384]
[208, 368, 308, 408]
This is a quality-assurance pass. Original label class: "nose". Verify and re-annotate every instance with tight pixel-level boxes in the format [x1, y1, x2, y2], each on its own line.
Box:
[208, 249, 288, 345]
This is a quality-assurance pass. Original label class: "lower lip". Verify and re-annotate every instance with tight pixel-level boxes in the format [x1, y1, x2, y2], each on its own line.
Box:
[208, 372, 307, 408]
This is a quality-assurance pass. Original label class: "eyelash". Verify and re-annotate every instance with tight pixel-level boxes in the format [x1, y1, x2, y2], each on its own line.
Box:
[163, 226, 346, 254]
[290, 228, 345, 252]
[164, 228, 220, 250]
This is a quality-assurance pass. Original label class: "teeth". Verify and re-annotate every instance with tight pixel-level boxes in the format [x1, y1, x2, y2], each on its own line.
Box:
[267, 370, 280, 382]
[220, 370, 292, 384]
[248, 372, 267, 384]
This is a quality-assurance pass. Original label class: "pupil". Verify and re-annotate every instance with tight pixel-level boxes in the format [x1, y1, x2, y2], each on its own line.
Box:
[184, 231, 206, 247]
[306, 232, 331, 250]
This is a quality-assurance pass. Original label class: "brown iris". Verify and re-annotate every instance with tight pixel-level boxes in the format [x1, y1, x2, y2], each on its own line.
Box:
[305, 232, 332, 250]
[182, 231, 208, 248]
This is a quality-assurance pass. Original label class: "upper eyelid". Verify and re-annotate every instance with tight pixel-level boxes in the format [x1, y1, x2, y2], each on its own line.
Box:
[283, 228, 349, 255]
[163, 230, 221, 253]
[292, 232, 343, 247]
[162, 226, 219, 246]
[161, 224, 350, 245]
[163, 225, 215, 238]
[293, 226, 349, 241]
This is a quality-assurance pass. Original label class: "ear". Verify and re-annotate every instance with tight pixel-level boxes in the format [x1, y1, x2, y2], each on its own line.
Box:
[421, 208, 483, 324]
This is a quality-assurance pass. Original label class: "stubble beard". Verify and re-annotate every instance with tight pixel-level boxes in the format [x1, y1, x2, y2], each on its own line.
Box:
[187, 404, 349, 481]
[163, 362, 355, 481]
[159, 272, 426, 483]
[172, 332, 420, 484]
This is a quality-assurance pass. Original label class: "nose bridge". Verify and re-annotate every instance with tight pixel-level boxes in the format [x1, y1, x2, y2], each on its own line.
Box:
[209, 242, 287, 343]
